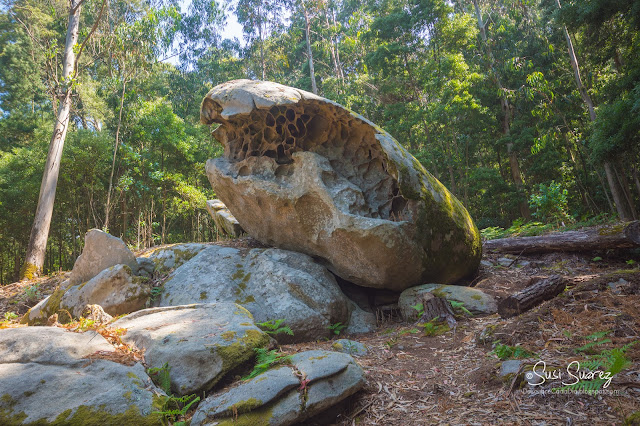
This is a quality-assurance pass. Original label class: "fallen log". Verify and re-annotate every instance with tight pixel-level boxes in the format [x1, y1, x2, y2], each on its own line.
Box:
[484, 221, 640, 254]
[498, 275, 567, 318]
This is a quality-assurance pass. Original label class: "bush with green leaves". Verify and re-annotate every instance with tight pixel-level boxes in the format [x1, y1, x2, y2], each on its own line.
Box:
[529, 181, 573, 224]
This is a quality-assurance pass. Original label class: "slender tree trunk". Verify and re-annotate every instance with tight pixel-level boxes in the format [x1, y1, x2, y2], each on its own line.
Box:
[555, 0, 634, 220]
[473, 0, 531, 220]
[104, 77, 127, 232]
[21, 0, 81, 279]
[258, 7, 265, 80]
[304, 7, 318, 95]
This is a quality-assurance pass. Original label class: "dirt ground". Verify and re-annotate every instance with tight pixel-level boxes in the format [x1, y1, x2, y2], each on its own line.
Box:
[1, 243, 639, 425]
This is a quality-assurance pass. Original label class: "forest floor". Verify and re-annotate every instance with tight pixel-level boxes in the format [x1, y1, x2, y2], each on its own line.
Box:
[1, 237, 639, 425]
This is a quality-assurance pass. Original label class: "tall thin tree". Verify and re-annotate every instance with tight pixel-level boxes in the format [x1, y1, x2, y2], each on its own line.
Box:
[21, 0, 106, 279]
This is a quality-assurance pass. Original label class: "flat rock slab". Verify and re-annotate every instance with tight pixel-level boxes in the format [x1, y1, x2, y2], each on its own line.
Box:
[0, 327, 165, 425]
[69, 229, 138, 287]
[158, 246, 351, 343]
[399, 283, 498, 320]
[191, 350, 365, 426]
[112, 303, 270, 395]
[201, 80, 481, 291]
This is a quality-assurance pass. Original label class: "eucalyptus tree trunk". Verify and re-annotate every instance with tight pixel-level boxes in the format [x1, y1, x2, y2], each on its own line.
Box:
[555, 0, 636, 221]
[21, 0, 81, 279]
[473, 0, 531, 220]
[304, 7, 318, 95]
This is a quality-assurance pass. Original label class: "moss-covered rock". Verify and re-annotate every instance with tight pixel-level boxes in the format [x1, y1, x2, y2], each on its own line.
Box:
[0, 327, 166, 425]
[112, 303, 270, 396]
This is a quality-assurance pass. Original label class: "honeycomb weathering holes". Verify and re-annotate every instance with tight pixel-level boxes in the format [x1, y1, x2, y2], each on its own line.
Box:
[210, 100, 411, 221]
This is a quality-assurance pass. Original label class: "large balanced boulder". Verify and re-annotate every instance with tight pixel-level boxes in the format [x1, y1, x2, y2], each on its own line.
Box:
[201, 79, 481, 291]
[191, 350, 365, 426]
[157, 246, 351, 343]
[112, 303, 271, 395]
[0, 327, 165, 425]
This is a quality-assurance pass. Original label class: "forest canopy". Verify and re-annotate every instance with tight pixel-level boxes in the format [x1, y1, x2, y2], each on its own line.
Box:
[0, 0, 639, 283]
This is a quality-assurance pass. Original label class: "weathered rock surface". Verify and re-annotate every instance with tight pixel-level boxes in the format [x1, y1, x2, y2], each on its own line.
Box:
[62, 264, 151, 318]
[24, 264, 151, 324]
[206, 199, 244, 237]
[201, 79, 481, 291]
[112, 303, 270, 395]
[140, 243, 210, 274]
[332, 339, 368, 357]
[68, 229, 138, 287]
[345, 304, 377, 335]
[158, 245, 351, 343]
[191, 350, 365, 426]
[399, 283, 498, 320]
[0, 327, 165, 425]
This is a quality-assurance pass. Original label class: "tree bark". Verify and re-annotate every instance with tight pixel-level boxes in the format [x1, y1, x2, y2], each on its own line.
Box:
[104, 77, 127, 232]
[484, 221, 640, 253]
[498, 275, 567, 318]
[304, 7, 318, 95]
[21, 0, 81, 279]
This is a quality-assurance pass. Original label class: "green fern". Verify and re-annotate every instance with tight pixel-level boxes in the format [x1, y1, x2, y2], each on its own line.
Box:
[450, 300, 473, 316]
[328, 322, 346, 335]
[554, 342, 636, 394]
[256, 319, 294, 336]
[492, 343, 537, 360]
[157, 394, 200, 425]
[147, 362, 172, 394]
[242, 348, 292, 380]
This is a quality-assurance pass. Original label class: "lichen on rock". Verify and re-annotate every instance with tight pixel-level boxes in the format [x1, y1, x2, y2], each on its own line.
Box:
[201, 79, 481, 291]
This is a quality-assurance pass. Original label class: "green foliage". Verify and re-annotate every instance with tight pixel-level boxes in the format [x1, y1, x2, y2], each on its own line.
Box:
[420, 318, 450, 337]
[450, 300, 472, 317]
[156, 394, 200, 426]
[529, 181, 572, 224]
[553, 341, 636, 395]
[147, 363, 172, 394]
[411, 303, 424, 319]
[242, 348, 292, 380]
[256, 319, 294, 337]
[492, 343, 537, 360]
[328, 322, 346, 336]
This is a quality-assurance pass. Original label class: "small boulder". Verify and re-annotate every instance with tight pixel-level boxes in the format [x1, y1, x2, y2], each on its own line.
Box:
[399, 283, 498, 320]
[332, 339, 368, 357]
[68, 229, 138, 287]
[344, 304, 377, 335]
[0, 327, 165, 425]
[61, 264, 151, 318]
[191, 350, 365, 426]
[158, 246, 351, 343]
[206, 199, 244, 237]
[136, 257, 156, 278]
[112, 303, 271, 395]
